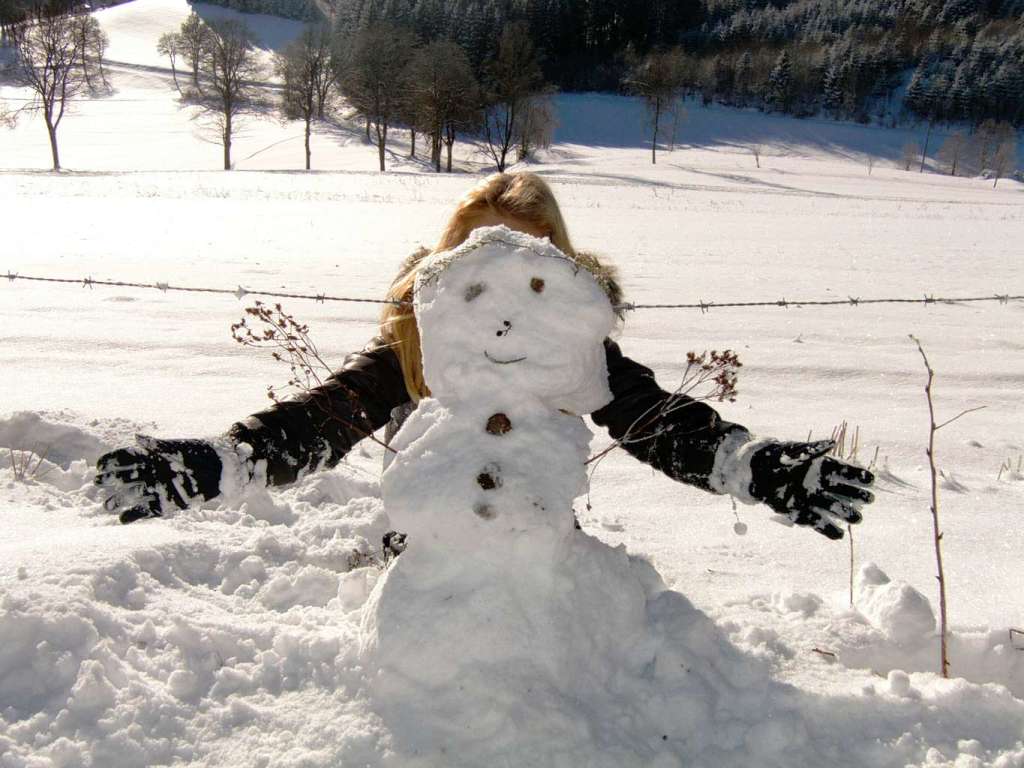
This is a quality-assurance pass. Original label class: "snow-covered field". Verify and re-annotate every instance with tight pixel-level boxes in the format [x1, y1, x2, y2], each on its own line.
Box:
[2, 1, 1023, 766]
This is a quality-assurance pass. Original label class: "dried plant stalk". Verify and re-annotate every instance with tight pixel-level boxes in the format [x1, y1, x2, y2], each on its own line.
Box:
[233, 301, 397, 453]
[910, 334, 986, 679]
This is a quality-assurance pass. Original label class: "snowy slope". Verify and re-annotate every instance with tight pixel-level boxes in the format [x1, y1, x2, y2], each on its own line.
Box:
[1, 1, 1024, 766]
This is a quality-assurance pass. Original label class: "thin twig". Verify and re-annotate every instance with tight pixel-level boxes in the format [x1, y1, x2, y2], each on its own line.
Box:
[910, 334, 955, 679]
[935, 405, 987, 431]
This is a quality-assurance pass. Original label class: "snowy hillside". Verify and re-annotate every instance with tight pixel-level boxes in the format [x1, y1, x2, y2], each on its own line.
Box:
[2, 1, 1023, 766]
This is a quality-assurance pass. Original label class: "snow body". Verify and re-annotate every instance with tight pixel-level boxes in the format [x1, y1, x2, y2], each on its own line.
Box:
[358, 228, 781, 764]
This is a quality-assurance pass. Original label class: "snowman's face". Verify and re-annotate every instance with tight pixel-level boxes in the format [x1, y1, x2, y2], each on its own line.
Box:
[414, 226, 616, 414]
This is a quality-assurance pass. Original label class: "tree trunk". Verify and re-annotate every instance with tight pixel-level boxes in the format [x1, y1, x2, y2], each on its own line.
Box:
[366, 116, 371, 141]
[919, 120, 932, 173]
[651, 98, 661, 165]
[223, 114, 232, 170]
[445, 123, 455, 172]
[46, 119, 60, 171]
[377, 121, 386, 172]
[305, 118, 312, 171]
[410, 128, 416, 158]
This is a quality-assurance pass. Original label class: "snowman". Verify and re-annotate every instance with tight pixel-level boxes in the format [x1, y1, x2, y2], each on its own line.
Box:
[359, 226, 775, 766]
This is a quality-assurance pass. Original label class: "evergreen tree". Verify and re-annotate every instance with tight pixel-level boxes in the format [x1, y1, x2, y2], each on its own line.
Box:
[766, 50, 792, 112]
[735, 51, 753, 107]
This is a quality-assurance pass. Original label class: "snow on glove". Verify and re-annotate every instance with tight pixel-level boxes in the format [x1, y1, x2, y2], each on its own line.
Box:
[94, 436, 223, 524]
[747, 439, 875, 540]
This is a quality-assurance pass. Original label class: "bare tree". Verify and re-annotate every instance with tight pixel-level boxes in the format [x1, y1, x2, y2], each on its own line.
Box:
[625, 48, 685, 165]
[937, 130, 967, 176]
[191, 18, 261, 171]
[752, 144, 762, 168]
[274, 23, 333, 170]
[179, 11, 209, 89]
[900, 141, 920, 171]
[70, 13, 108, 92]
[516, 91, 556, 162]
[8, 6, 103, 170]
[482, 21, 543, 173]
[991, 139, 1017, 189]
[338, 23, 415, 173]
[966, 120, 1012, 175]
[157, 31, 182, 92]
[666, 97, 686, 151]
[406, 40, 478, 173]
[311, 26, 333, 119]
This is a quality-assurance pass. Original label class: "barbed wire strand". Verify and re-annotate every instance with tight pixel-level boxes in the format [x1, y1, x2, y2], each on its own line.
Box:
[3, 272, 403, 306]
[3, 271, 1022, 312]
[623, 294, 1023, 312]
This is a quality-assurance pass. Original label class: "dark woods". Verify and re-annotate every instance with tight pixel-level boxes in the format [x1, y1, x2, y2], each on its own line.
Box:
[321, 0, 1024, 128]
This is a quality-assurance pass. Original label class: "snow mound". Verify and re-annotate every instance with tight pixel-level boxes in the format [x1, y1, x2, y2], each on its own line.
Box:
[855, 562, 937, 645]
[0, 420, 394, 767]
[0, 410, 141, 469]
[815, 561, 1024, 700]
[1, 413, 1023, 766]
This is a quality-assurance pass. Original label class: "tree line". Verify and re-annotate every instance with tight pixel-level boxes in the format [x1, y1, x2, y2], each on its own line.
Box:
[155, 12, 553, 172]
[2, 1, 554, 172]
[332, 0, 1024, 129]
[2, 0, 1018, 181]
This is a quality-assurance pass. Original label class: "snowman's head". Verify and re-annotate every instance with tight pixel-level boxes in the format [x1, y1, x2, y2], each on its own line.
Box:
[413, 226, 618, 414]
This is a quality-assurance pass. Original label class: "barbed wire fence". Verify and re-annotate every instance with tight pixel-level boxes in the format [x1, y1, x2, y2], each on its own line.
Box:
[3, 271, 1023, 313]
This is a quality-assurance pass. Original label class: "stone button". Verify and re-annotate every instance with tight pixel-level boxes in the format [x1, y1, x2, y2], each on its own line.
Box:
[486, 413, 512, 435]
[475, 468, 499, 493]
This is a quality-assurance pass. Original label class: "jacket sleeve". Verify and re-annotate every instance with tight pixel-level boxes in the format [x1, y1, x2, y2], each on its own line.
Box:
[591, 339, 751, 494]
[227, 338, 411, 486]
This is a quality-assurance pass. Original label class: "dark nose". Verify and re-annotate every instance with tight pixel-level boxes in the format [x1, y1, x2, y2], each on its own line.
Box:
[496, 321, 512, 338]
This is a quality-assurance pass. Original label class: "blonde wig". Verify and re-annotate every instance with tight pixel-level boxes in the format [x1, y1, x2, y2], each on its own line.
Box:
[380, 172, 619, 401]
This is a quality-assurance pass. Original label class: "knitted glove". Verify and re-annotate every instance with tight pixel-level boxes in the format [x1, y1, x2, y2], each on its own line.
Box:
[747, 439, 875, 540]
[94, 436, 224, 524]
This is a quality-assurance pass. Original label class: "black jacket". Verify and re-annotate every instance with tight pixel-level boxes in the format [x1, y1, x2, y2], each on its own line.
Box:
[227, 338, 749, 493]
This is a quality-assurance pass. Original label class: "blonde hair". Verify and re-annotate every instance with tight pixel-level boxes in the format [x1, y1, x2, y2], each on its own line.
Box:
[380, 172, 604, 402]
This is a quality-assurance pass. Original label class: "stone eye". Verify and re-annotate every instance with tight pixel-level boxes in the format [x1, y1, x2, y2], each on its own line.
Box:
[530, 277, 545, 294]
[464, 283, 486, 302]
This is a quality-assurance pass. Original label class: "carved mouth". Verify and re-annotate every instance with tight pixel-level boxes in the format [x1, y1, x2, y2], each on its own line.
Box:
[485, 350, 527, 365]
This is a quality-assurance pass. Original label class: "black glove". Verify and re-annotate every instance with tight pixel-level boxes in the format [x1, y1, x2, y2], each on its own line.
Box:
[94, 436, 223, 524]
[748, 439, 874, 540]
